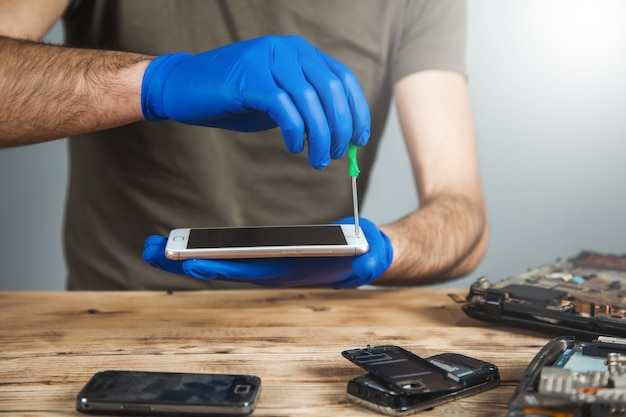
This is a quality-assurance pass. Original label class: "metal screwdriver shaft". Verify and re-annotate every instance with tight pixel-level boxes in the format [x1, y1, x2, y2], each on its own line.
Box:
[351, 177, 359, 237]
[348, 143, 360, 237]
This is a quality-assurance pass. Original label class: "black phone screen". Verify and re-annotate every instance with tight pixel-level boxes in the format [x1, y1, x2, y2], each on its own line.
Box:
[187, 225, 348, 249]
[77, 371, 260, 416]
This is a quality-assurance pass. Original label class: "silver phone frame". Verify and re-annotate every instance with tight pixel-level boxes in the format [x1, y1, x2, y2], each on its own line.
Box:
[164, 224, 369, 260]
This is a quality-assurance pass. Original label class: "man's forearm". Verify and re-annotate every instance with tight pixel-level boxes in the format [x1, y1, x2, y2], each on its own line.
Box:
[377, 193, 488, 286]
[0, 36, 151, 147]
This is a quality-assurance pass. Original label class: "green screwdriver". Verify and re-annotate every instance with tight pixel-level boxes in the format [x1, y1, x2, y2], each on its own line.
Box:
[348, 143, 360, 237]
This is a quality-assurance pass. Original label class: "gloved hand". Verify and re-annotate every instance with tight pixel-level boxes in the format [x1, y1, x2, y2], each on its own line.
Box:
[141, 35, 370, 169]
[142, 218, 393, 289]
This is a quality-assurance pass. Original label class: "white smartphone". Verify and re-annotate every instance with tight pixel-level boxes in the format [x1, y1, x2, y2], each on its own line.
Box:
[164, 224, 369, 260]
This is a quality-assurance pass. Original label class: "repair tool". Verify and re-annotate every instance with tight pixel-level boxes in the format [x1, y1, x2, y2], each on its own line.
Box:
[348, 143, 360, 237]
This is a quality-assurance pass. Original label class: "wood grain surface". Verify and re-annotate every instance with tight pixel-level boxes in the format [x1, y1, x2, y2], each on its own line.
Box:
[0, 289, 556, 416]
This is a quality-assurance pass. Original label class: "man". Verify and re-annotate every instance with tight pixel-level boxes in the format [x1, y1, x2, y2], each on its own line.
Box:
[0, 0, 488, 290]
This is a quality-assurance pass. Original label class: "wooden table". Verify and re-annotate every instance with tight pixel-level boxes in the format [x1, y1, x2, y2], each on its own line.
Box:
[0, 289, 556, 416]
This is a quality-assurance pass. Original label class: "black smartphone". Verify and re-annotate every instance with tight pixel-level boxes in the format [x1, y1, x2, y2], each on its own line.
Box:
[76, 370, 261, 416]
[343, 347, 500, 416]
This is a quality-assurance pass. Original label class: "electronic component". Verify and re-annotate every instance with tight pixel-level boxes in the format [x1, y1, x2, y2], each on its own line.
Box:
[507, 336, 626, 417]
[463, 251, 626, 338]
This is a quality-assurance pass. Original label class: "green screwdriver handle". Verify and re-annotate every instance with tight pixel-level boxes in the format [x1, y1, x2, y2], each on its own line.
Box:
[348, 143, 360, 177]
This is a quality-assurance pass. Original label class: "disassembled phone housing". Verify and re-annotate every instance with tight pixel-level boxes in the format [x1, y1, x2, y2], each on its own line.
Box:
[342, 345, 499, 416]
[463, 251, 626, 338]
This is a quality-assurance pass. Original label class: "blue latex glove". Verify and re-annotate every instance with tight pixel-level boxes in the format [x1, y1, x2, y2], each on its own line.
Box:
[143, 218, 393, 289]
[141, 35, 370, 169]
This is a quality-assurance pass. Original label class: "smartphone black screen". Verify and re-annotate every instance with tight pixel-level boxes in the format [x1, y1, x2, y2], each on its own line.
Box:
[77, 370, 261, 416]
[187, 225, 348, 248]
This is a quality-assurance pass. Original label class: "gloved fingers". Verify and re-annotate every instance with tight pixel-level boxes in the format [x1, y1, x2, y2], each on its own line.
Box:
[181, 256, 355, 288]
[353, 220, 394, 283]
[244, 83, 307, 155]
[331, 252, 382, 289]
[270, 47, 333, 169]
[269, 78, 331, 169]
[321, 53, 371, 146]
[327, 274, 361, 289]
[141, 34, 369, 165]
[144, 234, 167, 248]
[330, 217, 394, 288]
[181, 257, 345, 288]
[181, 258, 286, 281]
[300, 51, 353, 160]
[142, 235, 186, 274]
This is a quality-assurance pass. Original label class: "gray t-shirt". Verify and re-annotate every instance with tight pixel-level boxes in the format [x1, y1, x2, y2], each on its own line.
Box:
[63, 0, 466, 290]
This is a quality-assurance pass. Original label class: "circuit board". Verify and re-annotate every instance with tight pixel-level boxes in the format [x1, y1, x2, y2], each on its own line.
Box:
[507, 336, 626, 417]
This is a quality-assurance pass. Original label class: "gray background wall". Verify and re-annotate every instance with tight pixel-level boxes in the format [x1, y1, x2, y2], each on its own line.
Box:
[1, 0, 625, 291]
